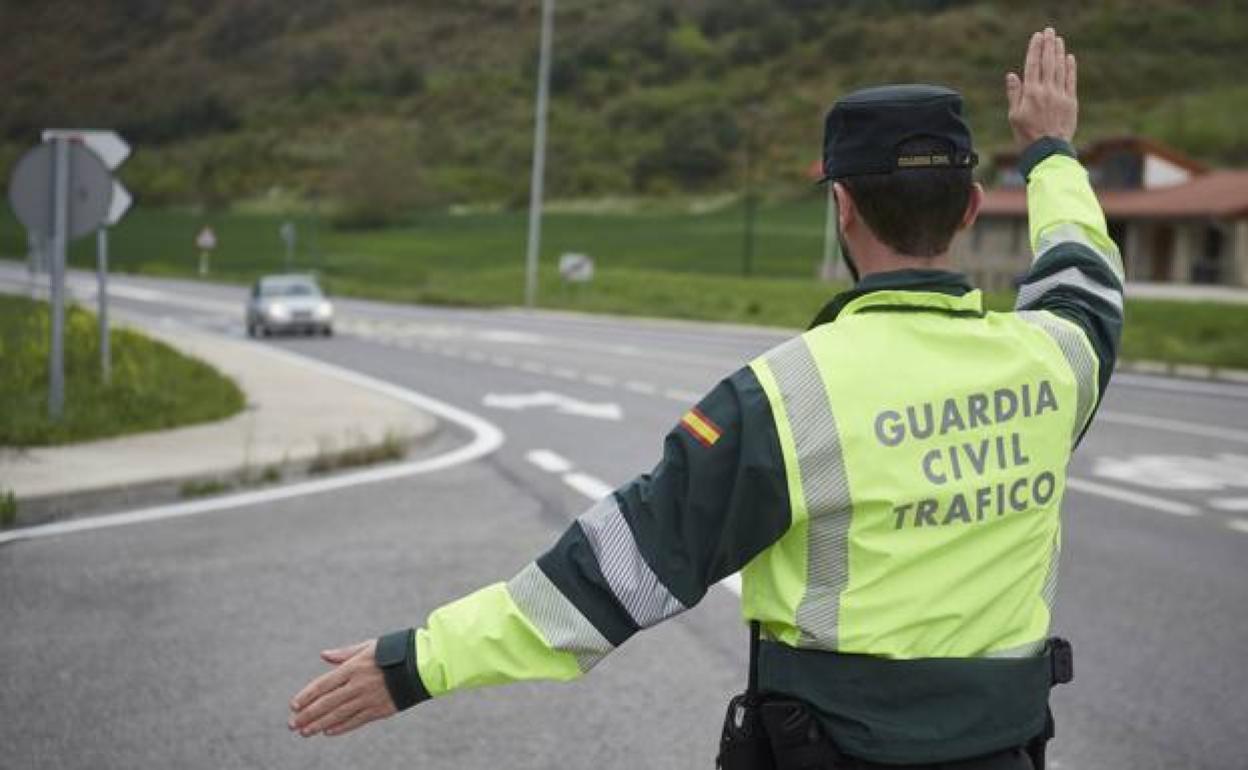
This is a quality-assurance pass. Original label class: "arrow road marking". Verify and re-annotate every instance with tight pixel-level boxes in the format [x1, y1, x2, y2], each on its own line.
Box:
[483, 391, 623, 421]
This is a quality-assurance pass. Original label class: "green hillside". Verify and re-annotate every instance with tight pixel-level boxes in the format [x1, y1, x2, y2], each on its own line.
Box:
[3, 0, 1246, 214]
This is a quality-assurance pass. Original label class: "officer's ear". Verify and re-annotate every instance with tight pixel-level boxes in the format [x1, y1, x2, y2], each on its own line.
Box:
[959, 182, 984, 232]
[832, 182, 857, 232]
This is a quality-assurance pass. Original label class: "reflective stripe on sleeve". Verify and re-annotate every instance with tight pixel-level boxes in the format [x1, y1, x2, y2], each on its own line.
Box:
[1035, 222, 1125, 282]
[764, 337, 854, 650]
[1018, 311, 1099, 442]
[577, 495, 686, 629]
[506, 562, 614, 673]
[1016, 265, 1124, 313]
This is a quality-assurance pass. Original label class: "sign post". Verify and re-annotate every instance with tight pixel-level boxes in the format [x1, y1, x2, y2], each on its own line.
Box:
[196, 226, 217, 275]
[42, 130, 133, 383]
[280, 221, 296, 272]
[93, 178, 133, 383]
[8, 137, 115, 419]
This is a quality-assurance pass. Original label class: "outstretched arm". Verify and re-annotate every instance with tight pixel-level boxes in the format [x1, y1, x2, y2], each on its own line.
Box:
[289, 368, 791, 737]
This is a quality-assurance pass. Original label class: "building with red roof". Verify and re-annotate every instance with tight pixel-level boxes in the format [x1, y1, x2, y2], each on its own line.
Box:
[952, 137, 1248, 289]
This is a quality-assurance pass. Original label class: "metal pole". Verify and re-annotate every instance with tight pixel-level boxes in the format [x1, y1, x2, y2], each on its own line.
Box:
[524, 0, 554, 308]
[97, 228, 111, 383]
[49, 138, 69, 419]
[742, 130, 755, 277]
[820, 185, 841, 281]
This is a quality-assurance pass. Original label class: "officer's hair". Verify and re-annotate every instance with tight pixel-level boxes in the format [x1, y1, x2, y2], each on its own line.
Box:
[841, 137, 973, 258]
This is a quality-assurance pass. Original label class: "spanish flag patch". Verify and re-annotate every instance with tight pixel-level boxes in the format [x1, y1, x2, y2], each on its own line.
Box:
[680, 407, 722, 447]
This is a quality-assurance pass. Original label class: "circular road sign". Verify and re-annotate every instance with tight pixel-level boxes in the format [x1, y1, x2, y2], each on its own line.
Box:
[8, 142, 114, 241]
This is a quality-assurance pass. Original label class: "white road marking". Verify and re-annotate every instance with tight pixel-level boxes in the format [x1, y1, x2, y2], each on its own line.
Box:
[491, 355, 516, 367]
[1096, 411, 1248, 445]
[440, 347, 462, 358]
[1113, 373, 1248, 401]
[562, 472, 614, 500]
[483, 391, 623, 421]
[1092, 454, 1248, 491]
[551, 367, 580, 380]
[520, 361, 547, 374]
[1211, 498, 1248, 512]
[526, 449, 575, 474]
[0, 342, 506, 546]
[586, 374, 617, 387]
[664, 388, 701, 403]
[624, 380, 657, 395]
[1227, 519, 1248, 535]
[465, 351, 487, 363]
[1066, 477, 1200, 517]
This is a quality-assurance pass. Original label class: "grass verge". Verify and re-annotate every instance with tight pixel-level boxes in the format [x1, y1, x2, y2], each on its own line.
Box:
[8, 203, 1248, 370]
[0, 294, 246, 446]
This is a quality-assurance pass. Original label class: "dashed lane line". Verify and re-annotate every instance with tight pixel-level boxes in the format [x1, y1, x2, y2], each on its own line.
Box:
[525, 449, 575, 474]
[1210, 498, 1248, 513]
[1066, 477, 1201, 517]
[0, 341, 506, 546]
[624, 381, 658, 395]
[563, 472, 615, 500]
[664, 388, 701, 403]
[586, 374, 617, 387]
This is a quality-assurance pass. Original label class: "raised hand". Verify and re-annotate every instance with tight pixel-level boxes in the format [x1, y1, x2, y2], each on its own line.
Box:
[1005, 27, 1078, 150]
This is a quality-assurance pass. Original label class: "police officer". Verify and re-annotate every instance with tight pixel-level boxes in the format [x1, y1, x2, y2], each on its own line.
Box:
[290, 27, 1122, 769]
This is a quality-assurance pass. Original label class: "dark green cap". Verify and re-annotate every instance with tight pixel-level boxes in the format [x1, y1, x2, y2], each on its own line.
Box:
[819, 84, 978, 181]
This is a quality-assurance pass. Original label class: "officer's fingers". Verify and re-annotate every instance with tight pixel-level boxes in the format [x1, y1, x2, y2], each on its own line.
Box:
[290, 666, 349, 712]
[1023, 31, 1043, 87]
[1065, 54, 1078, 98]
[1053, 36, 1066, 89]
[320, 640, 369, 665]
[325, 706, 387, 737]
[290, 676, 359, 731]
[298, 692, 368, 737]
[1005, 73, 1022, 113]
[1039, 27, 1056, 87]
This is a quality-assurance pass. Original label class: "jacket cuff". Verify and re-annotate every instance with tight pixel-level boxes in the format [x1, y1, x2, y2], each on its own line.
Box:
[375, 628, 431, 711]
[1020, 137, 1077, 181]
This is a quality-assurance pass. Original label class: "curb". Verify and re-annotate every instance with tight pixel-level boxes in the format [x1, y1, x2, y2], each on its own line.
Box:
[6, 427, 447, 531]
[1117, 359, 1248, 385]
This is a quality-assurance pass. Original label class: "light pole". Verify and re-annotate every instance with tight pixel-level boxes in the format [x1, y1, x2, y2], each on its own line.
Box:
[524, 0, 555, 308]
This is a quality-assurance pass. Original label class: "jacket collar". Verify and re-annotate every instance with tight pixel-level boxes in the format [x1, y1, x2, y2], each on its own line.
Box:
[808, 269, 980, 329]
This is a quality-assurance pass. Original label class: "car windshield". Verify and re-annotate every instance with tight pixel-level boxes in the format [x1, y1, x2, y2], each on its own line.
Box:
[260, 279, 320, 298]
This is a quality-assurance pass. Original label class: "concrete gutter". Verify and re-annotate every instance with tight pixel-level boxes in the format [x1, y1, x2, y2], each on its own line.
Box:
[1, 309, 438, 524]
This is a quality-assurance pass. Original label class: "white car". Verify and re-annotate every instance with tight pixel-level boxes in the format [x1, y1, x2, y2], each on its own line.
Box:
[246, 274, 334, 337]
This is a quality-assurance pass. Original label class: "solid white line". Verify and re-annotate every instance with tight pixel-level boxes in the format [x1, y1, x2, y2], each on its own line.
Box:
[1096, 410, 1248, 445]
[526, 449, 574, 474]
[562, 472, 614, 501]
[0, 342, 506, 546]
[1227, 519, 1248, 535]
[1066, 477, 1201, 517]
[624, 381, 657, 395]
[1210, 498, 1248, 512]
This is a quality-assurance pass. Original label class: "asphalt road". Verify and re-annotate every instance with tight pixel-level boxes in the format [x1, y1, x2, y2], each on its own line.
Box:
[2, 265, 1246, 770]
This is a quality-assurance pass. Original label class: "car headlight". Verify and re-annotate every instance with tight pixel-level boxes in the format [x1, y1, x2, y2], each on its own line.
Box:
[266, 303, 290, 320]
[314, 301, 333, 319]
